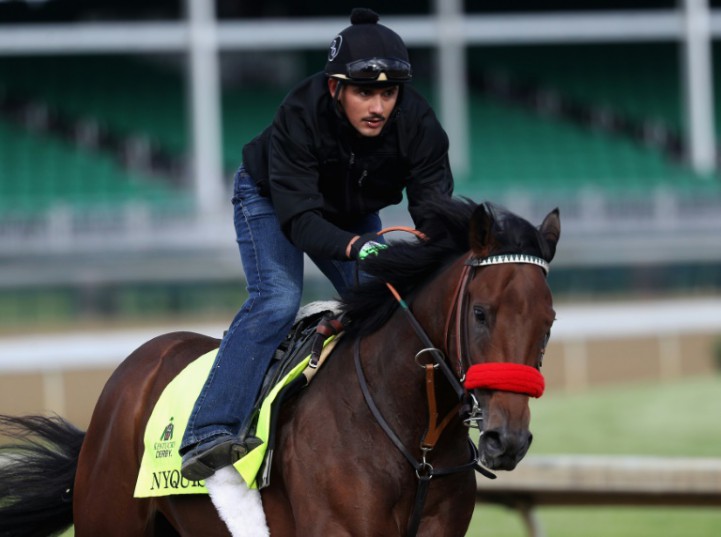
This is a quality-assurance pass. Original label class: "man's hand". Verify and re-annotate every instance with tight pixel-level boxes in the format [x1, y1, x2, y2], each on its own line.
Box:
[357, 240, 388, 260]
[347, 232, 388, 260]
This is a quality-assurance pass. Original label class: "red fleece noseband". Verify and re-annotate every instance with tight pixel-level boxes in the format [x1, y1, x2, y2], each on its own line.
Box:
[464, 363, 545, 398]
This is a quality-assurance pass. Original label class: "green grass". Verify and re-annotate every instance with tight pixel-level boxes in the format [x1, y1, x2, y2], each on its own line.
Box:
[467, 375, 721, 536]
[468, 506, 721, 537]
[531, 376, 721, 456]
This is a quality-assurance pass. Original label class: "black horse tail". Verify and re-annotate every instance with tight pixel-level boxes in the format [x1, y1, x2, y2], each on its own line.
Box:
[0, 414, 85, 537]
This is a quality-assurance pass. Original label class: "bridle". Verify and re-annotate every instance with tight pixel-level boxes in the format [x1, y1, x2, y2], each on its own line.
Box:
[353, 228, 550, 536]
[448, 254, 548, 398]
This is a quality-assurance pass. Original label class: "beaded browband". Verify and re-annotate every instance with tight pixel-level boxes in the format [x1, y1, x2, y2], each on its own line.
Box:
[466, 254, 550, 275]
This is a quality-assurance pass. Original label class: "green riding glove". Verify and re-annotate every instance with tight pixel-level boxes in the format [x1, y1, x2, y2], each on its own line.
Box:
[358, 240, 388, 260]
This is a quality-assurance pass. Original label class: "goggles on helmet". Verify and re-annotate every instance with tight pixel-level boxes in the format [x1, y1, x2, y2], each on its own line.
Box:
[345, 58, 412, 82]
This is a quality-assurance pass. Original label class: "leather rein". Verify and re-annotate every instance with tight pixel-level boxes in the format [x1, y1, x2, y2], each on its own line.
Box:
[354, 227, 551, 537]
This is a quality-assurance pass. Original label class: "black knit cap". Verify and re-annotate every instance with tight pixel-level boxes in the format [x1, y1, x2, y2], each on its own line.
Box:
[325, 8, 411, 85]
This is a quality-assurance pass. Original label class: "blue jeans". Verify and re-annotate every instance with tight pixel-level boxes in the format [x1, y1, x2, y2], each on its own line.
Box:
[180, 166, 381, 450]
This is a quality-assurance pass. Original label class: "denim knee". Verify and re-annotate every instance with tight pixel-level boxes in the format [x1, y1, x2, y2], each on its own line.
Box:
[261, 290, 302, 331]
[237, 284, 300, 338]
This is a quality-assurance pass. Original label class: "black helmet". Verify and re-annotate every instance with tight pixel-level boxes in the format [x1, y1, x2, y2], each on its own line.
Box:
[325, 8, 412, 86]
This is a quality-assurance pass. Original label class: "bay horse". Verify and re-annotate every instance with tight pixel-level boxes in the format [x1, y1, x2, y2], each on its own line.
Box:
[0, 196, 560, 537]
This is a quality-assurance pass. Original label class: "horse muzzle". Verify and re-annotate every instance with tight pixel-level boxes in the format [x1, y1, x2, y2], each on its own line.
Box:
[478, 427, 532, 471]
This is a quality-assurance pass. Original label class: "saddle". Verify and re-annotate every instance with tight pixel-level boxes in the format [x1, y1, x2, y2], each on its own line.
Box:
[258, 302, 343, 405]
[246, 302, 346, 488]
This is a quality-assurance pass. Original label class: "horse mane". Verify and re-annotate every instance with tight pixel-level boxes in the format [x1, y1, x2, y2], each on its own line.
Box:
[340, 196, 474, 338]
[339, 195, 553, 339]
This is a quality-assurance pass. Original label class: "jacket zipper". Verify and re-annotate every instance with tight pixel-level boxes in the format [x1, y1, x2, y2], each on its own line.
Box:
[347, 151, 369, 213]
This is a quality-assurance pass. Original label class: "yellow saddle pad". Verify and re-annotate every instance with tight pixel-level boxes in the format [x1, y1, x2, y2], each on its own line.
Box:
[133, 338, 334, 497]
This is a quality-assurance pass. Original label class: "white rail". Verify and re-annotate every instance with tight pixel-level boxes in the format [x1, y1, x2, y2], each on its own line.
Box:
[476, 454, 721, 537]
[0, 297, 718, 373]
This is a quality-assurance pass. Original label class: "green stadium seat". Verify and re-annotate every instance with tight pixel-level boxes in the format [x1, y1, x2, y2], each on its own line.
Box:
[0, 51, 719, 214]
[0, 119, 189, 215]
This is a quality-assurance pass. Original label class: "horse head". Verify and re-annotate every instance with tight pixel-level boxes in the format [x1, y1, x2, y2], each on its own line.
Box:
[341, 197, 560, 476]
[460, 202, 560, 470]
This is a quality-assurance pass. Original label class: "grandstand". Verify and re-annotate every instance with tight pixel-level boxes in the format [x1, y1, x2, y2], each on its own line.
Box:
[1, 49, 718, 205]
[0, 2, 720, 327]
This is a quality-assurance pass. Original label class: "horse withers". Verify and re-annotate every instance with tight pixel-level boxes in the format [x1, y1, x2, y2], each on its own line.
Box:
[0, 196, 560, 537]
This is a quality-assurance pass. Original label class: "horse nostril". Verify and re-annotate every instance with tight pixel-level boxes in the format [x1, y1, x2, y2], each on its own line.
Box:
[480, 430, 505, 456]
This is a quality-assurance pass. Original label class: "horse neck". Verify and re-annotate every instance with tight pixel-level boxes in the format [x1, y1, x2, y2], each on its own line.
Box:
[357, 255, 468, 450]
[409, 254, 468, 358]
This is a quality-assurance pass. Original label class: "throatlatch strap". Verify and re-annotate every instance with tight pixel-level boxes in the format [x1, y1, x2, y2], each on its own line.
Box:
[464, 363, 545, 398]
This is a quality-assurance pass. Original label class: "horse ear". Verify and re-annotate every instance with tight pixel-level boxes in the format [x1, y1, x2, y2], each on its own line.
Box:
[469, 202, 497, 257]
[539, 208, 561, 262]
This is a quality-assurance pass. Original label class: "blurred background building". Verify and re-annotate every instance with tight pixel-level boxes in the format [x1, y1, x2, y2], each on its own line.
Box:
[0, 0, 720, 425]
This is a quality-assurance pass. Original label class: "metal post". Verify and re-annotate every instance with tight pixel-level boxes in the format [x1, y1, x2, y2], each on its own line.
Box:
[434, 0, 470, 180]
[186, 0, 225, 216]
[681, 0, 716, 175]
[518, 502, 546, 537]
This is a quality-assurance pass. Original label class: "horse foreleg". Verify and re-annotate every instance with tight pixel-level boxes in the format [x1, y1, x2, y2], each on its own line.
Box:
[261, 484, 296, 536]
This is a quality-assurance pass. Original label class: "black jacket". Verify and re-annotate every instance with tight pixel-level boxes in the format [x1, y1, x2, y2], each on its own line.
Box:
[242, 72, 454, 260]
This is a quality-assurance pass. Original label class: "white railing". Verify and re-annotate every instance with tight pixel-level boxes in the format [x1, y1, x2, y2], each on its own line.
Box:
[476, 454, 721, 537]
[0, 187, 718, 286]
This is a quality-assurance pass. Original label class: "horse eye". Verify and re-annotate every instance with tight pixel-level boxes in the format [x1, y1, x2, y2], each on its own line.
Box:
[537, 331, 551, 369]
[542, 331, 550, 348]
[473, 306, 488, 324]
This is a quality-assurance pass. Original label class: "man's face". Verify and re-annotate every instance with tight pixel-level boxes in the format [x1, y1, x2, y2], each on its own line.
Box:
[328, 78, 399, 137]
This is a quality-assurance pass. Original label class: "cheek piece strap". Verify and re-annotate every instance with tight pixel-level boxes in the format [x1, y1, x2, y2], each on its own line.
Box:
[464, 363, 545, 398]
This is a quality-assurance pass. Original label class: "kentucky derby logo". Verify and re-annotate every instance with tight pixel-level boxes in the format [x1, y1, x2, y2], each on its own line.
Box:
[154, 418, 175, 458]
[160, 418, 174, 441]
[328, 35, 342, 61]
